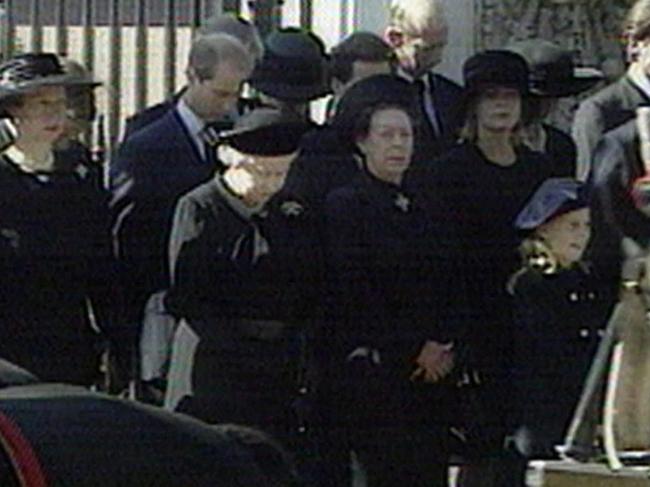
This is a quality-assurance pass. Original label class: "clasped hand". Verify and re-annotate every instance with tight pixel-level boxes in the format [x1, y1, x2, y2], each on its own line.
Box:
[410, 341, 454, 383]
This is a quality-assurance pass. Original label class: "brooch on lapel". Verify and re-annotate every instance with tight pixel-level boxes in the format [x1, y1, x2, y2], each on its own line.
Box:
[280, 200, 305, 217]
[394, 193, 411, 213]
[75, 163, 89, 180]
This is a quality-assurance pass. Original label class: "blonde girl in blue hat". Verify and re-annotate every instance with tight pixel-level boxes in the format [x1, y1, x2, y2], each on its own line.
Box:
[504, 178, 615, 485]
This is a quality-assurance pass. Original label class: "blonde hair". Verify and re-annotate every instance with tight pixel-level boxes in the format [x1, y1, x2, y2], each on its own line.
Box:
[459, 96, 524, 146]
[518, 236, 559, 274]
[389, 0, 446, 34]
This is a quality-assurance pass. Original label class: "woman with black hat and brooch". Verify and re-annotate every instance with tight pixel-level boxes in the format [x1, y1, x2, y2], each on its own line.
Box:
[504, 178, 613, 485]
[323, 85, 466, 485]
[0, 53, 118, 386]
[165, 107, 320, 472]
[406, 50, 553, 486]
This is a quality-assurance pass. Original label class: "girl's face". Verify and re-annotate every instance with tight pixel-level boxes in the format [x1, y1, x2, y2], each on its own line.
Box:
[356, 108, 414, 185]
[537, 207, 591, 267]
[475, 85, 521, 133]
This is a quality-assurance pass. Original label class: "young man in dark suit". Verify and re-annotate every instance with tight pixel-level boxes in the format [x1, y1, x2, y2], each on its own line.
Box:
[110, 33, 254, 366]
[121, 14, 263, 141]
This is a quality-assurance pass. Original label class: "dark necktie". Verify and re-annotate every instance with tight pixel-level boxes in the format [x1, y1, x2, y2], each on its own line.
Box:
[414, 77, 441, 138]
[201, 124, 221, 170]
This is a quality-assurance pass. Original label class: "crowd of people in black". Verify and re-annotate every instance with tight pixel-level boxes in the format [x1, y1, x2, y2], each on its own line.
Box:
[2, 0, 650, 485]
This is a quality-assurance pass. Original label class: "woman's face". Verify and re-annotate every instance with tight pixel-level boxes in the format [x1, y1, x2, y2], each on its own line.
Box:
[219, 145, 296, 208]
[10, 86, 67, 144]
[356, 108, 414, 185]
[475, 85, 521, 134]
[537, 207, 591, 267]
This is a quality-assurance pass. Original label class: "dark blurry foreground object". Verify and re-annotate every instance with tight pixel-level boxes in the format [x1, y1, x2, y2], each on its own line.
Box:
[0, 371, 301, 486]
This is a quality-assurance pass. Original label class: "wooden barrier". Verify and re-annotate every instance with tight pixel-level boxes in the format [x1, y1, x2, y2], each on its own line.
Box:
[527, 460, 650, 487]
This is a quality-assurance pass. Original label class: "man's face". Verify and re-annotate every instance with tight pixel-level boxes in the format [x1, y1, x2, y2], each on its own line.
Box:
[388, 21, 448, 77]
[188, 61, 248, 122]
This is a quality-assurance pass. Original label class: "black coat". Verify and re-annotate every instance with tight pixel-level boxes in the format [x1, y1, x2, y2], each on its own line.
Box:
[0, 154, 117, 384]
[110, 109, 219, 324]
[509, 266, 611, 457]
[323, 171, 464, 484]
[573, 75, 650, 179]
[543, 123, 577, 178]
[165, 178, 323, 429]
[324, 171, 464, 369]
[406, 142, 552, 373]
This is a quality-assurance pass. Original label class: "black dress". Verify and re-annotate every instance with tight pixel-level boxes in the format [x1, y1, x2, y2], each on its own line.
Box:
[0, 153, 117, 384]
[324, 170, 465, 487]
[406, 142, 552, 452]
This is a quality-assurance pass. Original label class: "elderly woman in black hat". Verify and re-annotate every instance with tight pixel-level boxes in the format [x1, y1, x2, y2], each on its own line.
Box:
[504, 178, 613, 485]
[165, 107, 320, 476]
[282, 74, 417, 216]
[407, 50, 553, 484]
[0, 53, 117, 386]
[507, 39, 603, 178]
[323, 78, 466, 486]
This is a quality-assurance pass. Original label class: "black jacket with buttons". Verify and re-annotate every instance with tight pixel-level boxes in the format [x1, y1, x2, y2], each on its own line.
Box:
[508, 265, 614, 456]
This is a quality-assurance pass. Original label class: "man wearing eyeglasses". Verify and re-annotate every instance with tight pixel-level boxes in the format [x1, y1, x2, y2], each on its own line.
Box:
[384, 0, 462, 164]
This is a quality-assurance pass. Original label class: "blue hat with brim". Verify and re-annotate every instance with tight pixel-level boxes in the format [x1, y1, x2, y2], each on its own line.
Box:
[515, 178, 589, 230]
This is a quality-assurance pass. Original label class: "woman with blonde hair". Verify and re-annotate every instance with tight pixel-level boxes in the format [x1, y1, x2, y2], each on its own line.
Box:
[407, 50, 552, 485]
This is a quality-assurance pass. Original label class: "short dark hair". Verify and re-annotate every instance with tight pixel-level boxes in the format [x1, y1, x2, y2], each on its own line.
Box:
[329, 32, 392, 84]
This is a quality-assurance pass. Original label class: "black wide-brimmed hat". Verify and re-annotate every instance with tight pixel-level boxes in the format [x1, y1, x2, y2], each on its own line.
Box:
[460, 50, 530, 116]
[463, 50, 530, 95]
[0, 53, 100, 101]
[218, 107, 313, 156]
[249, 28, 331, 102]
[332, 74, 415, 140]
[507, 39, 603, 97]
[515, 178, 589, 230]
